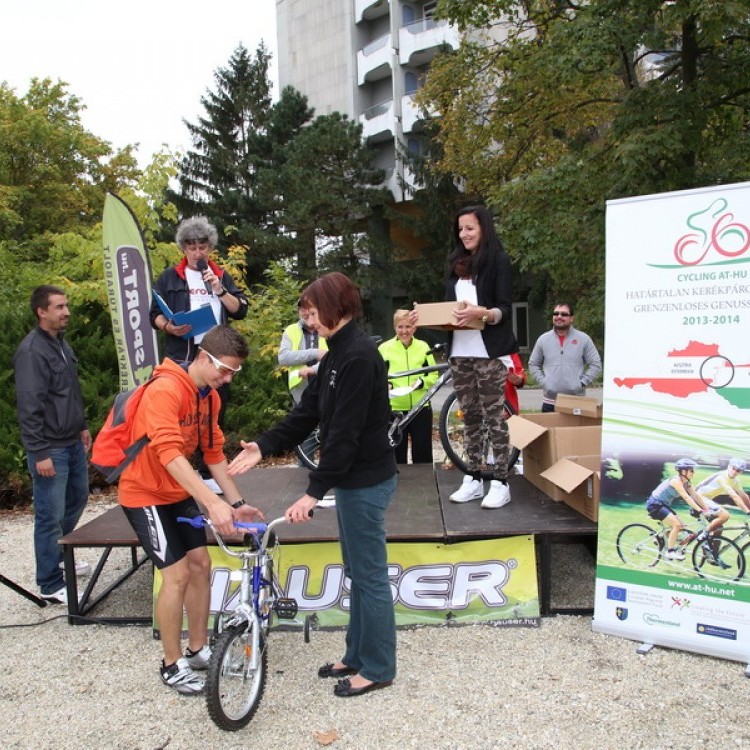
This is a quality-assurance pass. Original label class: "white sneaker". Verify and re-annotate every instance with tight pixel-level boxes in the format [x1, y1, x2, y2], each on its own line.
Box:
[665, 549, 685, 561]
[481, 480, 511, 509]
[185, 644, 212, 670]
[40, 586, 68, 605]
[160, 657, 205, 695]
[449, 476, 484, 503]
[60, 560, 91, 577]
[201, 476, 223, 494]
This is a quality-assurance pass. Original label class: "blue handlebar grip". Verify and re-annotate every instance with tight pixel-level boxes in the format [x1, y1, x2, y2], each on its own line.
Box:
[176, 515, 207, 528]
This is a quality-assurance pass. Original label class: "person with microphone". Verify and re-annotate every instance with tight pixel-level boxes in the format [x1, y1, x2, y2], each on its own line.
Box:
[150, 215, 248, 492]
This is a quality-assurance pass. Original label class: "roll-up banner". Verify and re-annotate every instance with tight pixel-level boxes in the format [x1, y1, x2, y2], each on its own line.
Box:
[102, 192, 160, 390]
[594, 181, 750, 664]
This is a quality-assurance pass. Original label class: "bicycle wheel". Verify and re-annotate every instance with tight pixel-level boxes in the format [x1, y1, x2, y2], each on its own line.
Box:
[438, 391, 520, 477]
[294, 428, 321, 470]
[616, 523, 663, 568]
[206, 623, 267, 732]
[691, 535, 745, 582]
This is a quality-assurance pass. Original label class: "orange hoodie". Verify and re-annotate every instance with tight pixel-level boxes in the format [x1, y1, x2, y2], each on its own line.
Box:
[118, 358, 225, 508]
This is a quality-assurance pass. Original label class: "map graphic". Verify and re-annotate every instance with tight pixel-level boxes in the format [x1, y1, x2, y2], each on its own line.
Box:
[613, 341, 750, 409]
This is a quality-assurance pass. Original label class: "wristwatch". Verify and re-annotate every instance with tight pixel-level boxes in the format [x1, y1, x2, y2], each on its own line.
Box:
[481, 313, 489, 323]
[231, 499, 247, 509]
[217, 287, 228, 298]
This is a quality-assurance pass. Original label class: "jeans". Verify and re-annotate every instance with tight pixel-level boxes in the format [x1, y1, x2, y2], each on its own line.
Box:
[28, 442, 89, 594]
[335, 474, 397, 682]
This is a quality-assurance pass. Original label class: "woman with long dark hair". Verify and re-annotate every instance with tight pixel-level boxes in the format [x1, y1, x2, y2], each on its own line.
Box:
[420, 205, 518, 508]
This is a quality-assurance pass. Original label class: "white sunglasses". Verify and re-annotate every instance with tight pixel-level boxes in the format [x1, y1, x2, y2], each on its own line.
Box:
[200, 347, 242, 375]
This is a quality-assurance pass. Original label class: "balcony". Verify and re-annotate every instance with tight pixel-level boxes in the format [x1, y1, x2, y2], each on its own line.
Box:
[355, 0, 390, 24]
[385, 164, 419, 202]
[357, 32, 393, 85]
[402, 93, 433, 134]
[359, 99, 395, 143]
[399, 18, 460, 67]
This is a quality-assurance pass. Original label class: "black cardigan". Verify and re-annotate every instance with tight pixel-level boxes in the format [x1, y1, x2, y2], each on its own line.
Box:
[256, 320, 396, 499]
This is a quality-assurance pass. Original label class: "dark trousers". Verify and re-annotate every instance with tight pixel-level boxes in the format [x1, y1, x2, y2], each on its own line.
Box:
[393, 406, 433, 464]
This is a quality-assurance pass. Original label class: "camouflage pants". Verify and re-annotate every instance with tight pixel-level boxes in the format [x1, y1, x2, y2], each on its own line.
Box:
[450, 356, 509, 480]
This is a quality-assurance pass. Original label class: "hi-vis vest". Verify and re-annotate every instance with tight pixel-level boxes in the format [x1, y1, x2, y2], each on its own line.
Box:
[286, 323, 328, 391]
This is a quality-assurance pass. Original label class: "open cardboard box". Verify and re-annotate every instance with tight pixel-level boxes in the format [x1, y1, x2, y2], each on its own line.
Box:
[540, 455, 600, 521]
[414, 301, 485, 331]
[509, 395, 602, 506]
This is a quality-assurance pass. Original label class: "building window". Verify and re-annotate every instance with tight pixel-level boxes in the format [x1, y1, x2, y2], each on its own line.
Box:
[512, 302, 529, 351]
[423, 1, 438, 20]
[404, 71, 419, 94]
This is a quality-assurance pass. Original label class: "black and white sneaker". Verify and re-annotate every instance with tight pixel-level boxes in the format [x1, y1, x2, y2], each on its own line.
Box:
[160, 657, 205, 695]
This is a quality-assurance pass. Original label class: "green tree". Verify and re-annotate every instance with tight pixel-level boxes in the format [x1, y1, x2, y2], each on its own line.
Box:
[0, 78, 139, 257]
[421, 0, 750, 338]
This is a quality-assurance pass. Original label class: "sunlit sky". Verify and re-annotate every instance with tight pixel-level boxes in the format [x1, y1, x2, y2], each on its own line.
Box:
[1, 0, 278, 167]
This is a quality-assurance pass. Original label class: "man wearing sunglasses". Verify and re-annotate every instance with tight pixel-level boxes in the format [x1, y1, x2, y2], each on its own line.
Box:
[118, 324, 264, 696]
[528, 302, 601, 412]
[150, 216, 248, 493]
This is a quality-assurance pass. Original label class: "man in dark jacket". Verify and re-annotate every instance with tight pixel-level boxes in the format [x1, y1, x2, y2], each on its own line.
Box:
[149, 216, 249, 492]
[14, 285, 91, 604]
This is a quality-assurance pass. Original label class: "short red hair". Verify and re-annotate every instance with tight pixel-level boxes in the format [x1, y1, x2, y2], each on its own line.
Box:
[300, 272, 362, 330]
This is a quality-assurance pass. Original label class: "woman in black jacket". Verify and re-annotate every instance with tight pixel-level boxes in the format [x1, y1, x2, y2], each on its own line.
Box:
[422, 205, 518, 509]
[228, 272, 397, 698]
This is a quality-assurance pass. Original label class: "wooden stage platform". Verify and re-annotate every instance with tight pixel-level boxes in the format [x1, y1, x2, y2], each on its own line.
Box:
[60, 465, 597, 625]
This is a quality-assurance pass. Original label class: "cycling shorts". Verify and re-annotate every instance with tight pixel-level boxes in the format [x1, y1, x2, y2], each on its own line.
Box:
[646, 501, 674, 521]
[122, 497, 206, 570]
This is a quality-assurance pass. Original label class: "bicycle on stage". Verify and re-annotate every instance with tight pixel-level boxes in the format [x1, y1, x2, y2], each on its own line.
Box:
[177, 513, 300, 731]
[615, 509, 746, 582]
[294, 343, 520, 476]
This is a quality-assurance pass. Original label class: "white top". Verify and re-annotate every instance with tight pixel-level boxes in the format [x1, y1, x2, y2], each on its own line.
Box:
[185, 267, 221, 344]
[451, 278, 489, 358]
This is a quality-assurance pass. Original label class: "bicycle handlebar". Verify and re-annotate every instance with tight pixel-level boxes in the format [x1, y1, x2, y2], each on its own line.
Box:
[388, 362, 450, 379]
[177, 515, 288, 554]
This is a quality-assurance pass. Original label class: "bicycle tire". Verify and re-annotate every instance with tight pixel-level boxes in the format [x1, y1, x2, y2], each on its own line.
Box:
[206, 623, 267, 732]
[691, 535, 745, 582]
[294, 428, 321, 470]
[438, 391, 520, 478]
[616, 523, 662, 568]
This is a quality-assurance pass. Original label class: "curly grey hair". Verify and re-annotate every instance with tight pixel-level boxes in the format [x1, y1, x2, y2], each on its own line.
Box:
[175, 216, 219, 249]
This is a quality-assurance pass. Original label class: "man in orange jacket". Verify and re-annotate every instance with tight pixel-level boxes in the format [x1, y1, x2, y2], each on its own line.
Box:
[118, 325, 264, 696]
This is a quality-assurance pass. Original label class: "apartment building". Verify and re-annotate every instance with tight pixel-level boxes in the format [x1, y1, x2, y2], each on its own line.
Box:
[276, 0, 458, 203]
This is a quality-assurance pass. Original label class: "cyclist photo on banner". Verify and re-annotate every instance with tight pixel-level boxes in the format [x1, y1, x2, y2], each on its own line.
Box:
[410, 205, 518, 509]
[694, 457, 750, 535]
[645, 458, 709, 561]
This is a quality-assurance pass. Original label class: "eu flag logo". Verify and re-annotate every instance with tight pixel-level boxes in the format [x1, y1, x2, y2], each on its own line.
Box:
[607, 586, 627, 602]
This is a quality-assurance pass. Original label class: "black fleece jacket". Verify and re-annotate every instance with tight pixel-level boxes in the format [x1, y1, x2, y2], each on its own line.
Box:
[256, 320, 396, 500]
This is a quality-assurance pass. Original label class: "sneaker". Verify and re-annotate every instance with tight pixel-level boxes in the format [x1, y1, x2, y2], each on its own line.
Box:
[695, 530, 709, 543]
[160, 657, 205, 695]
[665, 549, 685, 561]
[59, 560, 91, 577]
[40, 586, 68, 605]
[201, 476, 223, 494]
[481, 480, 511, 509]
[449, 476, 484, 503]
[185, 644, 212, 670]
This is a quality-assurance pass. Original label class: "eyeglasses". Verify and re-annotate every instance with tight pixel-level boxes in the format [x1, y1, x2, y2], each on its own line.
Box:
[552, 312, 571, 317]
[200, 348, 242, 375]
[184, 238, 210, 247]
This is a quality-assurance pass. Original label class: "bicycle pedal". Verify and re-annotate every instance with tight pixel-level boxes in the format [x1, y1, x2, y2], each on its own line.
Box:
[273, 597, 298, 619]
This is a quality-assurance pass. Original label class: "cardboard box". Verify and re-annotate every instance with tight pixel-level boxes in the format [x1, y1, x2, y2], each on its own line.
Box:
[414, 301, 485, 331]
[508, 395, 602, 504]
[540, 455, 600, 521]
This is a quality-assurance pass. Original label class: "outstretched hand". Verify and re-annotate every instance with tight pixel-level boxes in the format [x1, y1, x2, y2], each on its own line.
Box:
[227, 440, 263, 476]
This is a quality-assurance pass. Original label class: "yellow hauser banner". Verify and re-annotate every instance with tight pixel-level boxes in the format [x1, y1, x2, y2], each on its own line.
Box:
[153, 536, 539, 636]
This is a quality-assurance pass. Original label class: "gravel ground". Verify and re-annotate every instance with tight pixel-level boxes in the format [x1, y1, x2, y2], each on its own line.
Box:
[1, 495, 748, 750]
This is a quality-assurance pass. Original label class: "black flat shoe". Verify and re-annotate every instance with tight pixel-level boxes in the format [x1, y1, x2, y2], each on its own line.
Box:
[333, 678, 393, 697]
[318, 662, 357, 679]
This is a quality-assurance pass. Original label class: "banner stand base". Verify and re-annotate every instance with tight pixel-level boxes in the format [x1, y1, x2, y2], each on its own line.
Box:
[636, 642, 654, 655]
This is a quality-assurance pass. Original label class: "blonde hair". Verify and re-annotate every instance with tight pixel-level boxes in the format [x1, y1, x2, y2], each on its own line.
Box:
[393, 309, 411, 328]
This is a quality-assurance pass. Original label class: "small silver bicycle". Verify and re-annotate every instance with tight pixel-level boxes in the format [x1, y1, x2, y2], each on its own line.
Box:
[178, 514, 299, 731]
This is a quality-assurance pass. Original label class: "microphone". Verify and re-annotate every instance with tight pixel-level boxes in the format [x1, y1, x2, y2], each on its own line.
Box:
[196, 258, 213, 295]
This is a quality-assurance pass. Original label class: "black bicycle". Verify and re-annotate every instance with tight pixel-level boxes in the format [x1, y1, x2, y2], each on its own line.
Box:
[295, 344, 520, 476]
